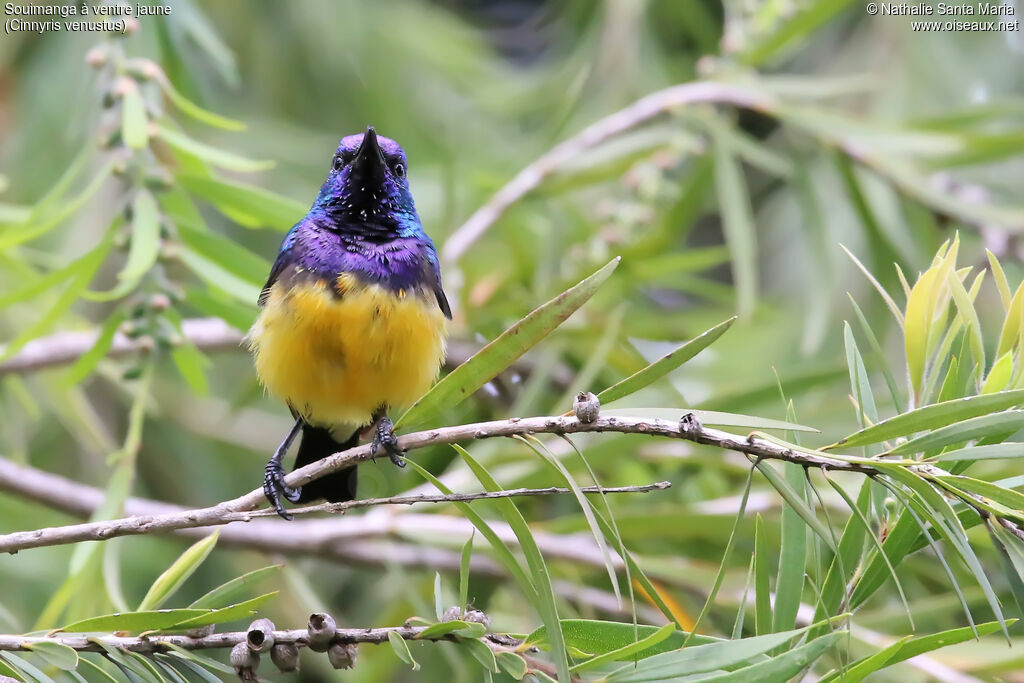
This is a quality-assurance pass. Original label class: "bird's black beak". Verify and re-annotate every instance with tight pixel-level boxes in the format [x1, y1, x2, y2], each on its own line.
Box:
[351, 126, 387, 183]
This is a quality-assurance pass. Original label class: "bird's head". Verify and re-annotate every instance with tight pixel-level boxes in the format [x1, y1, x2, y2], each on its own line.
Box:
[313, 127, 420, 235]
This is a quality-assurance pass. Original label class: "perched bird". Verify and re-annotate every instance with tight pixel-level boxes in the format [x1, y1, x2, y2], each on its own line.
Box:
[249, 127, 451, 519]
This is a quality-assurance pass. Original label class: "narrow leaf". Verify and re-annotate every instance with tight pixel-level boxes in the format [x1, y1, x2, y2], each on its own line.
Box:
[829, 389, 1024, 449]
[598, 316, 736, 404]
[388, 630, 420, 670]
[138, 532, 219, 612]
[398, 258, 620, 429]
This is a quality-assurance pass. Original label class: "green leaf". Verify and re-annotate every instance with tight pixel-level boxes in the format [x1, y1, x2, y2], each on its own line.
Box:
[157, 77, 245, 131]
[453, 445, 570, 681]
[433, 572, 444, 622]
[402, 459, 536, 598]
[982, 351, 1014, 395]
[987, 249, 1012, 311]
[525, 620, 714, 658]
[756, 460, 836, 551]
[60, 609, 208, 633]
[713, 137, 757, 317]
[690, 632, 842, 683]
[496, 652, 528, 680]
[397, 257, 620, 429]
[170, 341, 211, 396]
[517, 435, 619, 602]
[824, 474, 912, 628]
[188, 564, 281, 609]
[460, 531, 474, 611]
[388, 630, 420, 670]
[598, 316, 736, 405]
[605, 626, 815, 681]
[998, 280, 1024, 357]
[0, 652, 55, 683]
[416, 620, 486, 640]
[161, 593, 277, 630]
[840, 245, 905, 328]
[602, 408, 818, 432]
[844, 321, 878, 427]
[121, 83, 149, 149]
[0, 229, 114, 363]
[0, 161, 113, 251]
[462, 637, 498, 673]
[886, 410, 1024, 455]
[571, 623, 675, 673]
[946, 267, 985, 379]
[161, 645, 234, 675]
[830, 390, 1024, 449]
[177, 174, 303, 231]
[936, 475, 1024, 514]
[23, 642, 78, 671]
[157, 127, 273, 173]
[138, 532, 219, 612]
[179, 246, 262, 303]
[753, 514, 771, 636]
[175, 221, 270, 285]
[931, 442, 1024, 462]
[820, 621, 1008, 683]
[877, 464, 1005, 637]
[64, 310, 126, 386]
[773, 463, 807, 634]
[847, 295, 905, 412]
[120, 190, 161, 287]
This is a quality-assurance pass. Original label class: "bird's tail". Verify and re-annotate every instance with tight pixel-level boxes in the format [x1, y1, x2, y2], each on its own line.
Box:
[293, 423, 359, 503]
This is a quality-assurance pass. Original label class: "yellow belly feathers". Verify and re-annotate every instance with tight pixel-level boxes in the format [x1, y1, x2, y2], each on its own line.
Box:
[249, 275, 447, 427]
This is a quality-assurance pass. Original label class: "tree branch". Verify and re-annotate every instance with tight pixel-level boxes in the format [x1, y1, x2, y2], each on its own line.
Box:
[2, 411, 1014, 558]
[440, 81, 775, 265]
[0, 412, 876, 555]
[0, 624, 515, 654]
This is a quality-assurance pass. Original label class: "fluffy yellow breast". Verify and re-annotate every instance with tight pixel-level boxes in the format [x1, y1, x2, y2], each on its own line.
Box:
[249, 277, 448, 428]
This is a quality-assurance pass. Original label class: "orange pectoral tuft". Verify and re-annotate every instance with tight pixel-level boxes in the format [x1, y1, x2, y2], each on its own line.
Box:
[249, 278, 448, 427]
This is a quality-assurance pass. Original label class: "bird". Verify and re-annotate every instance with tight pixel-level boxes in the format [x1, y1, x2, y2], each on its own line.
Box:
[248, 127, 451, 519]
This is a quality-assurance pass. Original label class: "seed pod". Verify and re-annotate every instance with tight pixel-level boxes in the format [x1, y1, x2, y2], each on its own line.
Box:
[246, 618, 276, 654]
[574, 391, 600, 424]
[441, 606, 461, 622]
[327, 643, 358, 670]
[230, 641, 259, 681]
[464, 609, 490, 628]
[307, 613, 336, 652]
[270, 643, 300, 673]
[85, 45, 108, 68]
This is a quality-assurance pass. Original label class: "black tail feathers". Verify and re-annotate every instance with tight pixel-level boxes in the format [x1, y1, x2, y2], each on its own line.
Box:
[293, 423, 359, 503]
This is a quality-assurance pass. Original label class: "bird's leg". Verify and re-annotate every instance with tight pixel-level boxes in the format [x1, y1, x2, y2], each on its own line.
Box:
[264, 417, 303, 520]
[369, 409, 405, 468]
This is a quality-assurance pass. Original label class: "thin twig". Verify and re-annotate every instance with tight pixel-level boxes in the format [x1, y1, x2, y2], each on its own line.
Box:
[440, 81, 774, 264]
[260, 482, 670, 518]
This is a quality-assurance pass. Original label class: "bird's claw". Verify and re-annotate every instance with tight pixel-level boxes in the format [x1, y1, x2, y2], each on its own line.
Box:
[264, 459, 301, 520]
[370, 416, 405, 468]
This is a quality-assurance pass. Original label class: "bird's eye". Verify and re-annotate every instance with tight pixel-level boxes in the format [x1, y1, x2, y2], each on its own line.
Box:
[332, 155, 344, 172]
[393, 163, 406, 178]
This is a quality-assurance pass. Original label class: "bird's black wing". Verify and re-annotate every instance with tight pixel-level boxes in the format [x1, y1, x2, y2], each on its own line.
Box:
[258, 251, 290, 307]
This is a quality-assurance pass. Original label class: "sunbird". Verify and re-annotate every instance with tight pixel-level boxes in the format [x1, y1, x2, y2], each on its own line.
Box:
[249, 128, 451, 519]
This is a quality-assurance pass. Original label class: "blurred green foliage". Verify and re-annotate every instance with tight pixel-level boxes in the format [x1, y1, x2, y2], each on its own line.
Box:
[3, 0, 1024, 680]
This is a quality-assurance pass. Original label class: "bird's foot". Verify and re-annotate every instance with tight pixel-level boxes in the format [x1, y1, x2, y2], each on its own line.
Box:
[370, 416, 405, 468]
[264, 459, 302, 521]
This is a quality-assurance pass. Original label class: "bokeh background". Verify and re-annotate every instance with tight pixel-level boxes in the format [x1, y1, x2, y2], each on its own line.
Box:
[2, 0, 1024, 680]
